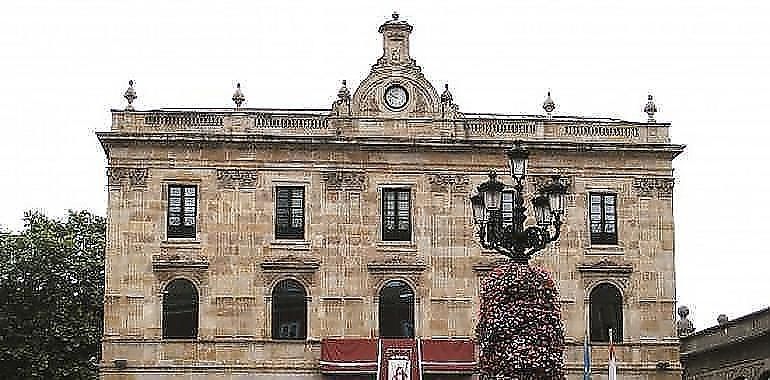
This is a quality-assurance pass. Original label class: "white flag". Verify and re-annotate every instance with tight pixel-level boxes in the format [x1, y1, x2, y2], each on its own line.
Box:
[608, 328, 617, 380]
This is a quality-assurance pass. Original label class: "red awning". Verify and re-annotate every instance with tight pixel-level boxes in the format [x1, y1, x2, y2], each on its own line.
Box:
[420, 339, 476, 373]
[320, 338, 476, 375]
[320, 338, 378, 374]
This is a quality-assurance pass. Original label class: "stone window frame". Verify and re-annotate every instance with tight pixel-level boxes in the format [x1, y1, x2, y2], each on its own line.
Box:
[161, 179, 203, 243]
[160, 275, 201, 340]
[378, 184, 415, 244]
[270, 179, 312, 246]
[588, 192, 618, 245]
[270, 278, 309, 341]
[264, 275, 313, 341]
[274, 186, 306, 240]
[583, 184, 625, 252]
[585, 280, 627, 344]
[372, 277, 421, 338]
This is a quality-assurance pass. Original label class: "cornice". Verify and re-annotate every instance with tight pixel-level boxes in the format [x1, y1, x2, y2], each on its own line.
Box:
[96, 132, 685, 158]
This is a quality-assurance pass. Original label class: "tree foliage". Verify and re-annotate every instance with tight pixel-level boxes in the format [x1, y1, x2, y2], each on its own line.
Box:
[0, 210, 105, 379]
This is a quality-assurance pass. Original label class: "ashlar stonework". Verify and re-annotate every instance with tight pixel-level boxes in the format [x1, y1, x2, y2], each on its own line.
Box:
[98, 13, 685, 380]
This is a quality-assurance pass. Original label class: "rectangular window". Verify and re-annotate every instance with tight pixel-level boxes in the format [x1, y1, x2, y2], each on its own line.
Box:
[167, 184, 197, 239]
[589, 192, 618, 245]
[382, 188, 411, 241]
[275, 186, 305, 240]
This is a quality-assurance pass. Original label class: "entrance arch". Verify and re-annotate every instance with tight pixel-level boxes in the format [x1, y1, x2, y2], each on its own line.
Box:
[379, 280, 415, 338]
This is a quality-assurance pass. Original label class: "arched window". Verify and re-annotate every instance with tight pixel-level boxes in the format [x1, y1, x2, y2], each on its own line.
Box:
[589, 283, 623, 343]
[379, 280, 415, 338]
[272, 279, 307, 340]
[162, 278, 199, 339]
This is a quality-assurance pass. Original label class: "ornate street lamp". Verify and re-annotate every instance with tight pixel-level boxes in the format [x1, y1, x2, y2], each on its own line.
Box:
[470, 143, 567, 263]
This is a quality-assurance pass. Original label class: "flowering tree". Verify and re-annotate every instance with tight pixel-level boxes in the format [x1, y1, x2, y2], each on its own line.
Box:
[476, 262, 565, 380]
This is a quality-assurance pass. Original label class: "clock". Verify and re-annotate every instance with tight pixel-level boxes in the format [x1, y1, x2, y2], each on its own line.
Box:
[384, 85, 409, 110]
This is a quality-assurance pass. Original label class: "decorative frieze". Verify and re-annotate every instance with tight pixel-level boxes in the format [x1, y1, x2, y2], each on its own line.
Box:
[217, 169, 258, 189]
[322, 170, 366, 190]
[107, 167, 148, 188]
[427, 173, 470, 193]
[633, 177, 675, 198]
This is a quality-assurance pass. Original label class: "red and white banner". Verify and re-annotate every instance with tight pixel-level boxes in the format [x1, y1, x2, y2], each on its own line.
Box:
[320, 338, 378, 374]
[320, 338, 475, 378]
[378, 339, 421, 380]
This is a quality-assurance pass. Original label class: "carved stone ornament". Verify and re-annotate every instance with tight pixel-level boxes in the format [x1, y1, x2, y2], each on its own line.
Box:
[360, 94, 380, 114]
[528, 175, 572, 194]
[322, 170, 366, 190]
[107, 167, 148, 188]
[366, 257, 427, 273]
[414, 91, 430, 114]
[260, 255, 321, 273]
[260, 255, 321, 288]
[632, 177, 675, 198]
[427, 173, 470, 193]
[216, 169, 258, 189]
[152, 252, 209, 272]
[577, 259, 633, 276]
[331, 80, 351, 117]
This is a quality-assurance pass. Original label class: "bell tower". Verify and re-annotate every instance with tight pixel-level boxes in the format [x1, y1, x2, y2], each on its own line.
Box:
[377, 12, 415, 67]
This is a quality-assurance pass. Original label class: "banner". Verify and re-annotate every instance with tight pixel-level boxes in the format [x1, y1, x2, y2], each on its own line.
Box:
[378, 339, 420, 380]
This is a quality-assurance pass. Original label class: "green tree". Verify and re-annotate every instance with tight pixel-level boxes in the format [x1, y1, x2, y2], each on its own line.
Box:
[0, 210, 105, 379]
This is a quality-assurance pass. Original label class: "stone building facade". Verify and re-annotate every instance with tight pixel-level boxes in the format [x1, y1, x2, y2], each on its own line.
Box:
[98, 14, 685, 380]
[680, 308, 770, 380]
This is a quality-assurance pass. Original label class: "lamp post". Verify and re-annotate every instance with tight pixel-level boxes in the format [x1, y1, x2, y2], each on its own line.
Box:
[470, 143, 567, 263]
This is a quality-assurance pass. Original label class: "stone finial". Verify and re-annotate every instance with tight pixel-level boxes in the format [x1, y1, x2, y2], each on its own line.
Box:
[337, 80, 351, 102]
[331, 80, 351, 117]
[542, 91, 556, 118]
[717, 314, 729, 326]
[232, 82, 246, 109]
[440, 84, 453, 104]
[644, 94, 658, 122]
[392, 11, 399, 20]
[123, 80, 137, 111]
[676, 305, 695, 337]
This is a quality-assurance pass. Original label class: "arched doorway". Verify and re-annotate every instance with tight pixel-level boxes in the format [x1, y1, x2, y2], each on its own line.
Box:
[271, 279, 308, 340]
[589, 283, 623, 343]
[162, 278, 199, 339]
[379, 280, 415, 338]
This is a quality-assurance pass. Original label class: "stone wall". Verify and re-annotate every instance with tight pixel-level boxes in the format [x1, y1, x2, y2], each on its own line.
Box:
[101, 133, 681, 378]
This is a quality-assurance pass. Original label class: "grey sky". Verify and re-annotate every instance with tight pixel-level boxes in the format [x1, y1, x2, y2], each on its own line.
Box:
[1, 0, 768, 330]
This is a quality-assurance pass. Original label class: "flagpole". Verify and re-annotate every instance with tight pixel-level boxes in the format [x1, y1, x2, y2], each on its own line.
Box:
[608, 328, 617, 380]
[583, 306, 591, 380]
[376, 338, 382, 380]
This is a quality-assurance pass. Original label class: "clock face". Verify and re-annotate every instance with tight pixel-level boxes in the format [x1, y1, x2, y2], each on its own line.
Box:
[384, 85, 409, 110]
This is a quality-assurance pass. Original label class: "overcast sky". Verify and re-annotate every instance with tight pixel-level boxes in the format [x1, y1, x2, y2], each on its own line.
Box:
[1, 0, 768, 330]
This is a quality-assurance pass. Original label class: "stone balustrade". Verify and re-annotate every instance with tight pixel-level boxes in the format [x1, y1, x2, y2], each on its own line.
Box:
[110, 109, 671, 144]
